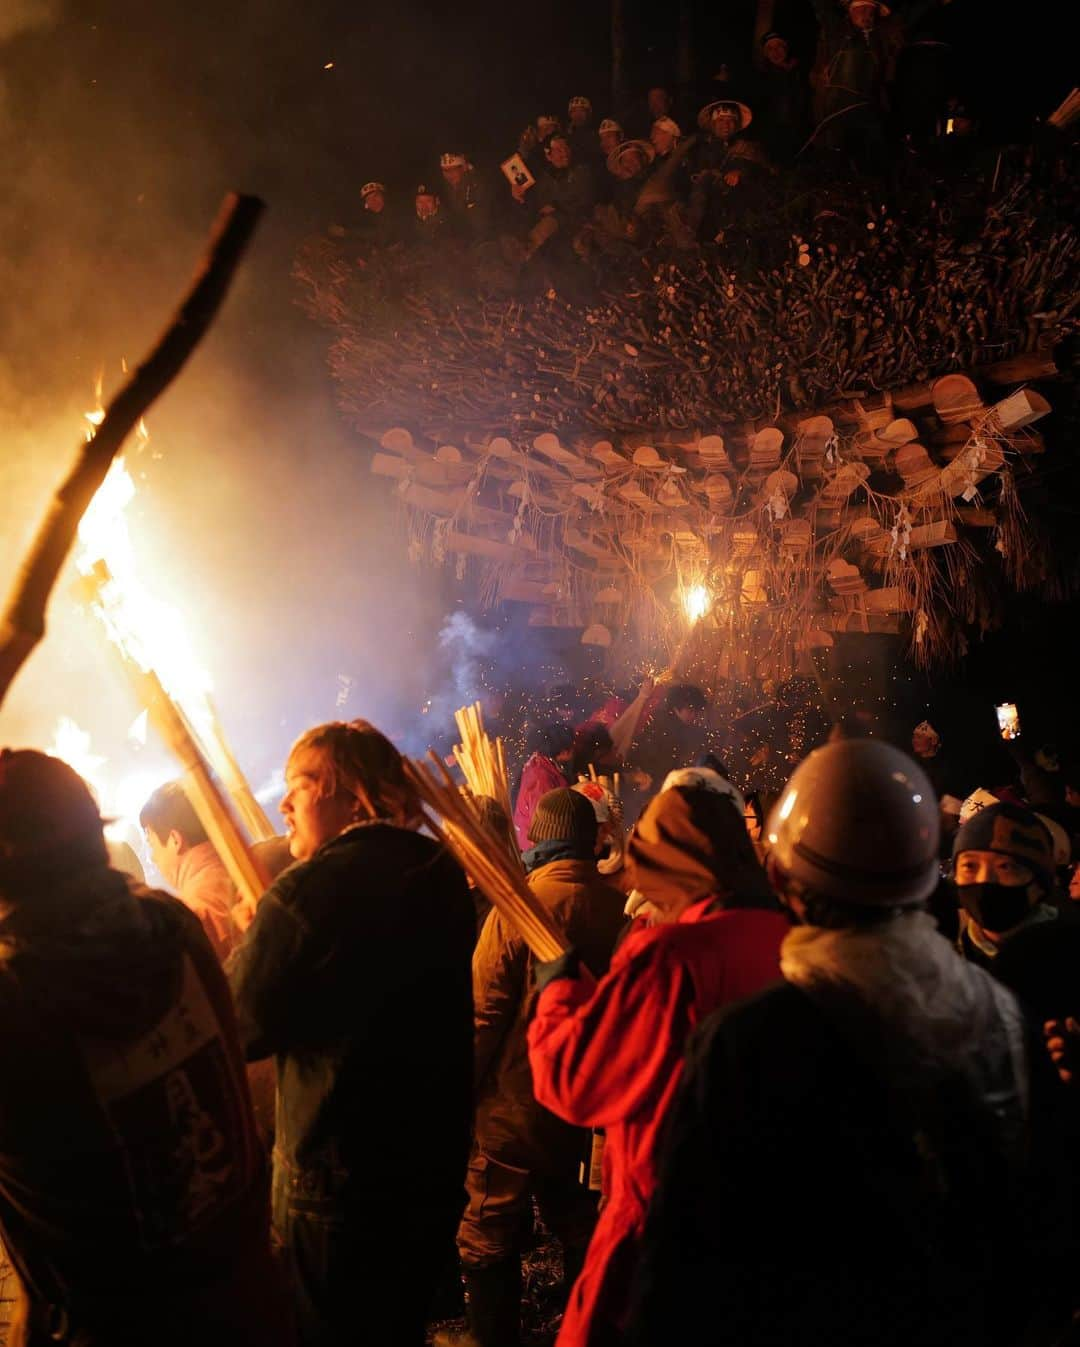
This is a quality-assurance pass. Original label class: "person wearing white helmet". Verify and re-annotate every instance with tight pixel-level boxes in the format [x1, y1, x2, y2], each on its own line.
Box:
[597, 117, 622, 157]
[439, 151, 491, 239]
[635, 738, 1046, 1347]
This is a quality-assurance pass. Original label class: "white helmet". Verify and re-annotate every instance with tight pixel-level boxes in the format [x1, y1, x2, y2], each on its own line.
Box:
[766, 739, 940, 905]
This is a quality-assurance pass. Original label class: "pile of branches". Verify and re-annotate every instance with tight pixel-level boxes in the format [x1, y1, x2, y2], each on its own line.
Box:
[295, 152, 1080, 442]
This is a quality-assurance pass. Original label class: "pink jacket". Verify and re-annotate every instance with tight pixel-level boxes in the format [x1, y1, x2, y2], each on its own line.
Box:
[512, 754, 569, 850]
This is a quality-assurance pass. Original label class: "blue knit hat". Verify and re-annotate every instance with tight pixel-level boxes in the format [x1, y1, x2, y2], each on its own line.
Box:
[952, 802, 1054, 885]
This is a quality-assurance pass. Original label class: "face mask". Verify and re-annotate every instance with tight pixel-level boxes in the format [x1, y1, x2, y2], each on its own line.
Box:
[956, 881, 1032, 935]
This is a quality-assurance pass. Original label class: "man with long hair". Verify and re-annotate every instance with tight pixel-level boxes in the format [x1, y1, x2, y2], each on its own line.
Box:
[229, 721, 476, 1347]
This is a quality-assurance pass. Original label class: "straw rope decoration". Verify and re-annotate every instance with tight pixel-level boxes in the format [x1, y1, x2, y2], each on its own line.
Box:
[403, 752, 570, 961]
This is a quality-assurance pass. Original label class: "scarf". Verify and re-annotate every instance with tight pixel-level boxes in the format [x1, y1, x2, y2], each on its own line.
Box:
[523, 838, 595, 874]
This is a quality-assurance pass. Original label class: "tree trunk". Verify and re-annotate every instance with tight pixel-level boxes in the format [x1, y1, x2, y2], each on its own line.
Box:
[676, 0, 694, 109]
[611, 0, 629, 123]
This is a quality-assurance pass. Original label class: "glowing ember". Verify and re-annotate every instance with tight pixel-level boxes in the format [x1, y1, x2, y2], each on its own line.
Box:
[681, 584, 711, 624]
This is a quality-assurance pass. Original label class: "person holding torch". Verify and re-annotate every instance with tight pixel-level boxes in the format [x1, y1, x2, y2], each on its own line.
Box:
[228, 720, 476, 1347]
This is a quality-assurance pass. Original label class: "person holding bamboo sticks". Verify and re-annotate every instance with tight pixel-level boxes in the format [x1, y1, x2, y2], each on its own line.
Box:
[0, 749, 292, 1347]
[525, 772, 788, 1347]
[512, 723, 575, 851]
[435, 788, 626, 1347]
[228, 720, 476, 1347]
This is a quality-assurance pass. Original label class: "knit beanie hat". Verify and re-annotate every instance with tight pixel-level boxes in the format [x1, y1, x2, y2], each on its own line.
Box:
[952, 802, 1055, 886]
[528, 787, 598, 847]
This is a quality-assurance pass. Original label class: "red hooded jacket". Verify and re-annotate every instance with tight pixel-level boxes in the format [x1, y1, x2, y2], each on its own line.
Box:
[527, 898, 787, 1347]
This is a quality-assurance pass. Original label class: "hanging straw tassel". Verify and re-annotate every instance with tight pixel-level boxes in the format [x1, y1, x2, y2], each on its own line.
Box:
[404, 753, 570, 961]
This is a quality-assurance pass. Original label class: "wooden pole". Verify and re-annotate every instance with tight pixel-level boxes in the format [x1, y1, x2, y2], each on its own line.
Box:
[205, 697, 277, 841]
[136, 666, 270, 909]
[611, 0, 629, 123]
[0, 191, 265, 710]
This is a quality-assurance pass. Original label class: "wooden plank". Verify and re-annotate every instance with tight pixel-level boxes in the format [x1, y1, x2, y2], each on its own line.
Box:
[564, 528, 616, 560]
[371, 452, 473, 488]
[957, 506, 998, 527]
[863, 587, 915, 614]
[444, 530, 540, 563]
[908, 520, 958, 549]
[890, 353, 1059, 413]
[527, 605, 583, 628]
[398, 482, 512, 527]
[499, 577, 555, 604]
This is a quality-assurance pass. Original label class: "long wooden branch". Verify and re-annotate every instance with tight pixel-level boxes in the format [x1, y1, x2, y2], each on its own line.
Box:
[0, 191, 265, 710]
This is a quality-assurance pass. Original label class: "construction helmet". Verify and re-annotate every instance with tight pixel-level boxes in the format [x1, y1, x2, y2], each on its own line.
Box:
[766, 739, 940, 905]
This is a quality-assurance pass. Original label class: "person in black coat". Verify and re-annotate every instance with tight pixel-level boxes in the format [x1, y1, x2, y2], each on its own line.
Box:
[634, 741, 1069, 1347]
[229, 719, 475, 1347]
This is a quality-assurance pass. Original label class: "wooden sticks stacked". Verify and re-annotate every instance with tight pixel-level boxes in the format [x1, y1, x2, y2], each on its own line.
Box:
[403, 753, 570, 961]
[453, 701, 513, 823]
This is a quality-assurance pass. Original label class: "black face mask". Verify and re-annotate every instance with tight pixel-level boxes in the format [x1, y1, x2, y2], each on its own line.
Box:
[956, 882, 1032, 935]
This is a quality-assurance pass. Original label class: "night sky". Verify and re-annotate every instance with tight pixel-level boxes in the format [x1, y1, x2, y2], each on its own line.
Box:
[0, 0, 1075, 804]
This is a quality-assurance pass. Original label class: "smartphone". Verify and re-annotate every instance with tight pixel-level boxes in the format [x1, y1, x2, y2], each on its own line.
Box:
[945, 117, 955, 135]
[996, 702, 1021, 740]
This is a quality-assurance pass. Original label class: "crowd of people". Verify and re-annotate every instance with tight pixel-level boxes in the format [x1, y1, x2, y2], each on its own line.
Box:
[338, 0, 1052, 274]
[2, 664, 1080, 1346]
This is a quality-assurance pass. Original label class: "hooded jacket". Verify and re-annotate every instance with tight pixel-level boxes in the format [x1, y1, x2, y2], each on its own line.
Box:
[526, 787, 787, 1347]
[0, 865, 286, 1347]
[513, 754, 569, 852]
[473, 856, 625, 1169]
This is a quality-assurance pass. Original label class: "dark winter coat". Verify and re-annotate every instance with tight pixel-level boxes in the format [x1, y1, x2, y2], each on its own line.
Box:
[753, 62, 811, 162]
[630, 706, 709, 792]
[472, 858, 625, 1170]
[228, 823, 475, 1208]
[810, 0, 938, 126]
[534, 162, 597, 227]
[0, 867, 288, 1347]
[633, 978, 1043, 1347]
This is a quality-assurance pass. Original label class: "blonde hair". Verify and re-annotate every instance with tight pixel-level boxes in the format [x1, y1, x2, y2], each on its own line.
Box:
[288, 720, 419, 827]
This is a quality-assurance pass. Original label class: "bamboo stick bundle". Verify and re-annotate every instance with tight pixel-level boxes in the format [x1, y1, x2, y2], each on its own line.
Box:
[404, 753, 570, 961]
[452, 701, 512, 818]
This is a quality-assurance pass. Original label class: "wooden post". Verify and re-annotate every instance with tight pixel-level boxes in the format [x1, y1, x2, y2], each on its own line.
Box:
[137, 666, 270, 909]
[0, 192, 265, 710]
[611, 0, 629, 123]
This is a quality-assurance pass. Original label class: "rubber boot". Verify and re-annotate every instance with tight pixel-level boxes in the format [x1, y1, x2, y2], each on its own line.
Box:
[432, 1259, 522, 1347]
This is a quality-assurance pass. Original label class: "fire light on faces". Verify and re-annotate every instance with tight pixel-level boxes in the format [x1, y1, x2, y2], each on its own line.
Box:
[681, 584, 711, 624]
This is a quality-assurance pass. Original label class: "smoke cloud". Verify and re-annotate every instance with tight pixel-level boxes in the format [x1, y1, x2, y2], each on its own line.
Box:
[0, 0, 611, 834]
